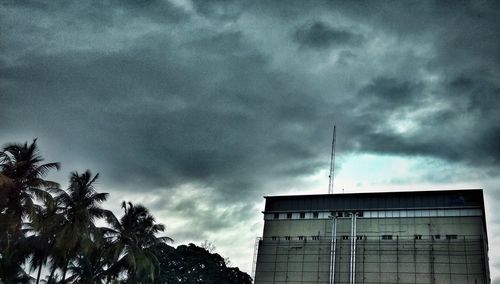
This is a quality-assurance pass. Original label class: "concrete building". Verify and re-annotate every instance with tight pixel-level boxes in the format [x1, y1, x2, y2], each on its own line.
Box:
[253, 189, 490, 284]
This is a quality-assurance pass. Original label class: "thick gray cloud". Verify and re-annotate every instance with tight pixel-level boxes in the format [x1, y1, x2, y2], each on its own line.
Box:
[2, 0, 500, 276]
[294, 21, 363, 49]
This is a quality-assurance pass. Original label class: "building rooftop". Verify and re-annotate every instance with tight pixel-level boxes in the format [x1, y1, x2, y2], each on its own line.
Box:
[264, 189, 484, 212]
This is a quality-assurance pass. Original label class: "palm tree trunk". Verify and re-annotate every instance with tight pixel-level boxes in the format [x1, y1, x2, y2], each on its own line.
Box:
[48, 264, 56, 282]
[36, 263, 42, 284]
[62, 262, 68, 283]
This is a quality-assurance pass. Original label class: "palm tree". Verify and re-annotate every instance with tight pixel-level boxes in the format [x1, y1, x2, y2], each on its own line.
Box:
[106, 202, 172, 283]
[0, 139, 60, 222]
[65, 227, 113, 284]
[53, 170, 111, 282]
[0, 139, 60, 283]
[26, 196, 66, 284]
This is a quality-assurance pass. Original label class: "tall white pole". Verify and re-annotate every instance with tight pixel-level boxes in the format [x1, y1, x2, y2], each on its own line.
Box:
[353, 214, 357, 284]
[349, 213, 354, 284]
[329, 217, 337, 284]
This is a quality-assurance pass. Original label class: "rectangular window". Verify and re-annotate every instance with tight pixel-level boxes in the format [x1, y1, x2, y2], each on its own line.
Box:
[298, 236, 305, 240]
[285, 236, 291, 240]
[381, 235, 393, 240]
[312, 236, 320, 240]
[446, 234, 458, 240]
[273, 213, 279, 219]
[287, 213, 292, 219]
[414, 235, 422, 240]
[342, 235, 349, 240]
[356, 235, 363, 240]
[434, 234, 441, 240]
[300, 212, 305, 219]
[336, 212, 344, 217]
[313, 212, 319, 218]
[271, 236, 277, 240]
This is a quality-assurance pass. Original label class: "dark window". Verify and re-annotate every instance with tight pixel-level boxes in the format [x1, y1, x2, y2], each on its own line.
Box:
[273, 213, 279, 219]
[271, 236, 277, 240]
[287, 213, 292, 219]
[356, 235, 363, 240]
[381, 235, 393, 240]
[298, 236, 305, 240]
[300, 212, 305, 219]
[357, 211, 364, 217]
[446, 234, 458, 240]
[313, 212, 319, 218]
[336, 212, 344, 217]
[414, 235, 422, 240]
[285, 236, 291, 240]
[434, 234, 441, 240]
[312, 236, 320, 240]
[342, 235, 349, 240]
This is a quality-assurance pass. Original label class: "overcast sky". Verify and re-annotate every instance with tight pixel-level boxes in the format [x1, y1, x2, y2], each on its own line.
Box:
[2, 0, 500, 280]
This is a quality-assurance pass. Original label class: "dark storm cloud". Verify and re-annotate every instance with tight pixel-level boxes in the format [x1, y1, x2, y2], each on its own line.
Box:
[447, 70, 500, 113]
[2, 0, 500, 196]
[294, 21, 363, 49]
[0, 16, 327, 201]
[0, 0, 188, 24]
[2, 0, 500, 274]
[190, 0, 246, 21]
[358, 77, 424, 108]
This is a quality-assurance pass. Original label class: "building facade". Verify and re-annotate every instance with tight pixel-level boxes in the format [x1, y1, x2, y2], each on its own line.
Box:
[253, 189, 490, 284]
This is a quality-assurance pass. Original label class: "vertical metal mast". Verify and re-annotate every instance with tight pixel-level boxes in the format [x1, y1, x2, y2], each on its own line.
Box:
[328, 125, 336, 194]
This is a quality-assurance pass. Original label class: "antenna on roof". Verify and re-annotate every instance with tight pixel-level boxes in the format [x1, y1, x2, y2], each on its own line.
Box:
[328, 125, 336, 194]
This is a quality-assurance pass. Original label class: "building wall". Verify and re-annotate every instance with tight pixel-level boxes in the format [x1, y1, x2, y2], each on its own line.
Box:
[254, 215, 489, 284]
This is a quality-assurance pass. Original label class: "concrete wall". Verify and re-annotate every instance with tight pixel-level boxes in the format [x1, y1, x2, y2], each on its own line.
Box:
[254, 216, 489, 284]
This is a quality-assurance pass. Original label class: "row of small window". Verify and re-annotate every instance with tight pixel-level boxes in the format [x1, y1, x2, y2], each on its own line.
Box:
[381, 234, 458, 240]
[269, 234, 459, 241]
[272, 211, 359, 219]
[275, 212, 314, 219]
[271, 236, 323, 241]
[270, 235, 368, 241]
[267, 209, 482, 220]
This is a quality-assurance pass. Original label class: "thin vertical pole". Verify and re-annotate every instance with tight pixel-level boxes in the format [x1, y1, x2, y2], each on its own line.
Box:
[273, 238, 279, 283]
[328, 125, 336, 194]
[396, 235, 399, 284]
[317, 247, 322, 284]
[464, 236, 470, 284]
[353, 214, 357, 284]
[329, 217, 337, 284]
[350, 213, 354, 284]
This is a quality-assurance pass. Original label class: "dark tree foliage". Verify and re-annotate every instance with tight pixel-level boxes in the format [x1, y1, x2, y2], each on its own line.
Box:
[1, 140, 252, 284]
[154, 243, 252, 284]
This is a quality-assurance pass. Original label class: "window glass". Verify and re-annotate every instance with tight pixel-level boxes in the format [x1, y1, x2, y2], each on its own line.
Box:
[300, 212, 305, 219]
[313, 212, 319, 218]
[287, 213, 292, 219]
[273, 213, 279, 219]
